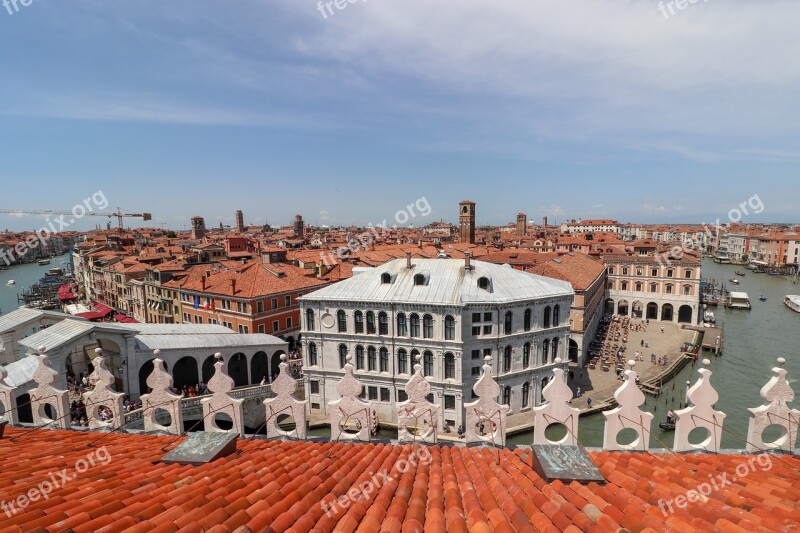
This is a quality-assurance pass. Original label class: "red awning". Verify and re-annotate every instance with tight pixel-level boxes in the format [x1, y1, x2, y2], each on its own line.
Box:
[90, 302, 113, 317]
[114, 313, 138, 323]
[58, 284, 77, 302]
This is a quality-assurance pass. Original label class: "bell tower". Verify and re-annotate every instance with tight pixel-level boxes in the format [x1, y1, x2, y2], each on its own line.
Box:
[459, 200, 476, 244]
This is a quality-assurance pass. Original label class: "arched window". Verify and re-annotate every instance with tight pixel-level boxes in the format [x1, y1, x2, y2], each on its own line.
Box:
[381, 272, 392, 284]
[423, 350, 433, 377]
[397, 349, 408, 374]
[410, 314, 420, 337]
[423, 314, 434, 338]
[414, 273, 425, 286]
[378, 312, 388, 335]
[607, 266, 615, 275]
[308, 342, 318, 366]
[478, 277, 490, 290]
[367, 346, 376, 371]
[542, 339, 550, 363]
[622, 267, 629, 275]
[444, 315, 455, 340]
[379, 347, 389, 372]
[650, 283, 657, 293]
[523, 309, 531, 331]
[523, 342, 531, 369]
[543, 306, 551, 328]
[306, 308, 315, 331]
[608, 281, 614, 290]
[553, 305, 560, 327]
[552, 337, 559, 362]
[355, 345, 365, 369]
[502, 386, 511, 407]
[397, 313, 407, 336]
[636, 267, 643, 276]
[683, 284, 692, 295]
[338, 344, 348, 368]
[503, 345, 512, 373]
[354, 311, 364, 334]
[522, 382, 530, 408]
[444, 352, 455, 379]
[635, 281, 642, 292]
[665, 284, 674, 294]
[337, 310, 347, 333]
[504, 311, 513, 334]
[667, 269, 674, 278]
[366, 311, 376, 334]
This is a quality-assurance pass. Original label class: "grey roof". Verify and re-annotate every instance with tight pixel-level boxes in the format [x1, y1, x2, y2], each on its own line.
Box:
[114, 323, 235, 335]
[303, 258, 574, 305]
[19, 320, 104, 352]
[2, 356, 37, 387]
[0, 307, 84, 335]
[133, 333, 286, 352]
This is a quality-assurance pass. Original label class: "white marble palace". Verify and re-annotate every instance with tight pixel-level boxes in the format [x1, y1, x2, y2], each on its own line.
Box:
[299, 254, 575, 430]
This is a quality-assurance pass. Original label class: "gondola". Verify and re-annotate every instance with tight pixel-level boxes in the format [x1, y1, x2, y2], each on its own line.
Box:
[658, 421, 676, 431]
[735, 271, 746, 277]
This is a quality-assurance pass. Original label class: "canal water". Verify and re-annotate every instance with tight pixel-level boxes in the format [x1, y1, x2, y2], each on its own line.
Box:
[2, 258, 797, 449]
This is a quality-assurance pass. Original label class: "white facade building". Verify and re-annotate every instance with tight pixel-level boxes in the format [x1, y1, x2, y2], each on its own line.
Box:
[299, 257, 574, 430]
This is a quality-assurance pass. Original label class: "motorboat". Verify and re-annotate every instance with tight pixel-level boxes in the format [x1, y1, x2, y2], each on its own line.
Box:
[37, 259, 50, 265]
[785, 295, 800, 313]
[6, 280, 15, 286]
[703, 311, 716, 324]
[729, 278, 740, 284]
[759, 294, 768, 301]
[735, 271, 747, 277]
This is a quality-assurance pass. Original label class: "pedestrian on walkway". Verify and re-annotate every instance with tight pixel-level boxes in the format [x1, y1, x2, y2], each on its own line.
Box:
[661, 326, 665, 334]
[587, 397, 593, 408]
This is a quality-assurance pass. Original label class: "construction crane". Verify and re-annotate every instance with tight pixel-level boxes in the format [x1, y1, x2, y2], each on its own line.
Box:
[0, 207, 152, 233]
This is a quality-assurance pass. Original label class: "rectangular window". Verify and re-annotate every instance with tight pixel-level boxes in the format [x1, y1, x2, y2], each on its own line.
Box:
[483, 325, 492, 335]
[483, 348, 492, 358]
[444, 395, 455, 410]
[271, 298, 278, 309]
[380, 388, 390, 402]
[285, 295, 291, 307]
[257, 301, 264, 313]
[368, 386, 378, 401]
[310, 381, 320, 394]
[472, 312, 481, 322]
[472, 326, 481, 336]
[398, 390, 408, 402]
[272, 320, 279, 332]
[472, 349, 480, 359]
[258, 324, 265, 333]
[471, 366, 481, 376]
[311, 403, 320, 410]
[483, 312, 492, 321]
[286, 317, 292, 328]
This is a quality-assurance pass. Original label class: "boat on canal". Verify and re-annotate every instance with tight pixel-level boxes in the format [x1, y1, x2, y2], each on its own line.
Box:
[785, 295, 800, 313]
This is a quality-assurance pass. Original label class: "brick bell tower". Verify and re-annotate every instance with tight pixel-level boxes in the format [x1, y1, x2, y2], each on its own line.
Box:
[459, 200, 476, 244]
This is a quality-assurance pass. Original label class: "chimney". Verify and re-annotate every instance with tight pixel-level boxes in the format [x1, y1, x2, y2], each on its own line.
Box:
[201, 276, 206, 291]
[465, 251, 472, 270]
[230, 278, 236, 295]
[406, 251, 412, 269]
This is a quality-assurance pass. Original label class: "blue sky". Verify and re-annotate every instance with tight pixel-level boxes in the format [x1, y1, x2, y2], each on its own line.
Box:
[1, 0, 798, 232]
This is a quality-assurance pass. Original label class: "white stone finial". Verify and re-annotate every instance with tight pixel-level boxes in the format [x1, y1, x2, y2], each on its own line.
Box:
[86, 354, 125, 430]
[398, 356, 438, 444]
[264, 353, 307, 440]
[0, 365, 19, 425]
[465, 356, 509, 446]
[94, 347, 103, 355]
[746, 360, 800, 452]
[38, 345, 47, 354]
[603, 365, 653, 451]
[202, 356, 244, 437]
[554, 357, 562, 364]
[140, 358, 184, 435]
[673, 362, 726, 452]
[328, 357, 372, 441]
[628, 359, 636, 369]
[153, 349, 161, 356]
[29, 352, 70, 429]
[777, 357, 786, 367]
[703, 358, 711, 366]
[533, 366, 580, 445]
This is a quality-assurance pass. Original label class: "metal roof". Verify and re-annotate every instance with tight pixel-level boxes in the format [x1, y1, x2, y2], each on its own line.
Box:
[133, 333, 286, 352]
[2, 356, 37, 387]
[303, 258, 574, 305]
[0, 307, 83, 335]
[730, 291, 749, 299]
[116, 324, 234, 335]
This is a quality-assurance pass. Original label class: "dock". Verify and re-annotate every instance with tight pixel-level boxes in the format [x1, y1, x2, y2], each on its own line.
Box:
[685, 323, 724, 354]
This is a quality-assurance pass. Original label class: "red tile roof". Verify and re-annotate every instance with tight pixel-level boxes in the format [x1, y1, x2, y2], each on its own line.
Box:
[0, 427, 797, 532]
